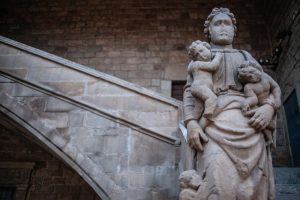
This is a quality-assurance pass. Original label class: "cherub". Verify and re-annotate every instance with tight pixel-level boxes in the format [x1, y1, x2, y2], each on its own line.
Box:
[179, 170, 202, 200]
[238, 60, 281, 147]
[187, 40, 223, 119]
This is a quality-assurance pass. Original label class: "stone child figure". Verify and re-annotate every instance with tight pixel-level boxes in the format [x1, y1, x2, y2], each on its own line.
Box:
[238, 60, 281, 147]
[238, 60, 281, 113]
[187, 40, 223, 118]
[179, 170, 201, 200]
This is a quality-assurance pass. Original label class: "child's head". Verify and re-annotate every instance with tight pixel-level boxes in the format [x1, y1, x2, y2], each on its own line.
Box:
[179, 170, 201, 190]
[237, 61, 263, 83]
[188, 40, 212, 61]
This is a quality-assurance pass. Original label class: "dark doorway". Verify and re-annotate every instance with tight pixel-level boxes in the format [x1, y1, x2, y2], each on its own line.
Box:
[0, 187, 15, 200]
[171, 81, 186, 101]
[284, 90, 300, 166]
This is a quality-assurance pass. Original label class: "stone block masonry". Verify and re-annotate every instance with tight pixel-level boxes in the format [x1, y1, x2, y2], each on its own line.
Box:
[0, 0, 271, 95]
[262, 0, 300, 167]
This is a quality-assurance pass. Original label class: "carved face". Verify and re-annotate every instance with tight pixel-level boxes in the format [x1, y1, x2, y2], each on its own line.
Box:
[195, 44, 211, 61]
[188, 42, 212, 61]
[238, 65, 262, 83]
[209, 13, 235, 45]
[179, 170, 201, 190]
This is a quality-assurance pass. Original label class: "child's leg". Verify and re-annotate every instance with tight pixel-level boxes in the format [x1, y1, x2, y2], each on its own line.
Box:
[191, 84, 217, 118]
[263, 128, 275, 149]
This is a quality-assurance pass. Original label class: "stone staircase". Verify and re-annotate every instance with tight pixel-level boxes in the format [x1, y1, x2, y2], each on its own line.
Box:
[275, 168, 300, 200]
[0, 36, 182, 200]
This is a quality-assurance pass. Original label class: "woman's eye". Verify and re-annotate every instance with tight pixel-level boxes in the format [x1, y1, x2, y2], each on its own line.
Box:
[214, 21, 221, 26]
[224, 20, 232, 26]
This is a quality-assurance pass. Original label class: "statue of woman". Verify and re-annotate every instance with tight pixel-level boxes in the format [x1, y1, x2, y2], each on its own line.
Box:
[182, 8, 280, 200]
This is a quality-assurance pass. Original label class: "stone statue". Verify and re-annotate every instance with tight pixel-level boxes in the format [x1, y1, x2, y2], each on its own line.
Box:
[180, 7, 281, 200]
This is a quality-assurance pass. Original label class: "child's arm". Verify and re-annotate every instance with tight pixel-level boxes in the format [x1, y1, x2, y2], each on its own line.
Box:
[242, 84, 258, 112]
[189, 52, 223, 72]
[207, 52, 223, 71]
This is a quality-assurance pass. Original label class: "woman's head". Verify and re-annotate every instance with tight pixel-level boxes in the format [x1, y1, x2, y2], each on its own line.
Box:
[204, 8, 237, 46]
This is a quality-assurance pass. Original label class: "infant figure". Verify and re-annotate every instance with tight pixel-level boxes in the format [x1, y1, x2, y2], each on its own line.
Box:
[187, 40, 222, 119]
[238, 60, 281, 147]
[179, 170, 202, 200]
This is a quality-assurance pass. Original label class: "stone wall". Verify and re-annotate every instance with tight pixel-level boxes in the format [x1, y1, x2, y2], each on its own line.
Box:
[0, 0, 270, 95]
[260, 0, 300, 166]
[0, 125, 101, 200]
[263, 0, 300, 102]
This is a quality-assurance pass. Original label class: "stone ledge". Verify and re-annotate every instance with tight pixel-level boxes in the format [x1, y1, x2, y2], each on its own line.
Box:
[0, 35, 181, 108]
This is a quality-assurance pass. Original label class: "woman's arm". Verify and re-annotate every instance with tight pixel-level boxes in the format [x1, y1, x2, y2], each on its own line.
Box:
[183, 74, 208, 151]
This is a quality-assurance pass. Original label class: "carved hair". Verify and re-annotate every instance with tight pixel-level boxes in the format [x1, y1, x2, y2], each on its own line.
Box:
[238, 61, 263, 83]
[179, 170, 201, 190]
[188, 40, 211, 60]
[239, 60, 263, 72]
[204, 7, 237, 39]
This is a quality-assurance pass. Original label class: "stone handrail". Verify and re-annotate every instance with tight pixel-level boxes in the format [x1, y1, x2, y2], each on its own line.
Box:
[0, 71, 179, 145]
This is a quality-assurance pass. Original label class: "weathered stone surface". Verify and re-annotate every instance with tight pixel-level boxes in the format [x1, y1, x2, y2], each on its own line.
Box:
[0, 82, 15, 95]
[0, 51, 61, 69]
[69, 112, 85, 127]
[39, 112, 69, 129]
[28, 97, 47, 111]
[41, 82, 85, 96]
[13, 83, 47, 97]
[27, 67, 95, 82]
[78, 94, 176, 112]
[84, 112, 117, 129]
[45, 97, 77, 112]
[0, 43, 21, 55]
[0, 75, 13, 83]
[119, 110, 178, 127]
[87, 80, 131, 95]
[129, 131, 176, 166]
[0, 68, 27, 78]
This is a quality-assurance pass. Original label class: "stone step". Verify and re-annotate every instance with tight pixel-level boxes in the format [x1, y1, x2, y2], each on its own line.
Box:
[274, 168, 300, 184]
[275, 168, 300, 200]
[277, 194, 300, 200]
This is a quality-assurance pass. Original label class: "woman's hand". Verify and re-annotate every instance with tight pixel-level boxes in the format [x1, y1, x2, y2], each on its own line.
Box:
[187, 120, 209, 151]
[244, 104, 275, 130]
